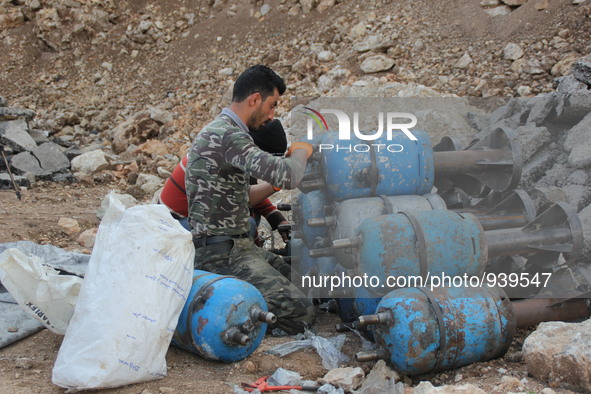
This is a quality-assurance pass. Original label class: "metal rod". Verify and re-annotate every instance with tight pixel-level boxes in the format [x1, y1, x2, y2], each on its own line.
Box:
[433, 150, 510, 176]
[512, 298, 591, 329]
[355, 350, 387, 362]
[224, 327, 251, 346]
[472, 214, 529, 231]
[307, 216, 336, 228]
[485, 202, 582, 258]
[251, 307, 277, 324]
[485, 227, 573, 257]
[460, 190, 536, 231]
[0, 146, 21, 200]
[357, 312, 390, 327]
[332, 236, 362, 250]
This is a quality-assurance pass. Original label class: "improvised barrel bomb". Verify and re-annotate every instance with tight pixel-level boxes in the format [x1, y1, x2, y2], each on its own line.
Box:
[172, 270, 276, 363]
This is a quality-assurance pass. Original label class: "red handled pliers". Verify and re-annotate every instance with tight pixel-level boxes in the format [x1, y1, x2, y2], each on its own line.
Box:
[241, 375, 319, 392]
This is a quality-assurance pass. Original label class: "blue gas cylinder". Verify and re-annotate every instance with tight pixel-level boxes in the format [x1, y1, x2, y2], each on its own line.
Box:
[351, 286, 381, 319]
[172, 270, 275, 363]
[329, 193, 447, 269]
[319, 130, 434, 201]
[294, 190, 331, 247]
[355, 210, 486, 279]
[366, 286, 515, 375]
[335, 298, 358, 322]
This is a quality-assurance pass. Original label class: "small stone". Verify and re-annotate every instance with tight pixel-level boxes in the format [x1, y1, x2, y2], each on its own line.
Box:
[242, 360, 257, 374]
[219, 67, 234, 76]
[481, 0, 501, 6]
[77, 228, 98, 248]
[516, 85, 532, 96]
[7, 326, 18, 333]
[502, 0, 528, 5]
[485, 5, 512, 15]
[503, 43, 524, 60]
[360, 55, 395, 73]
[260, 4, 271, 16]
[318, 51, 335, 62]
[320, 367, 364, 392]
[58, 218, 81, 236]
[456, 52, 473, 68]
[15, 358, 33, 369]
[535, 0, 549, 9]
[317, 0, 336, 13]
[158, 387, 175, 393]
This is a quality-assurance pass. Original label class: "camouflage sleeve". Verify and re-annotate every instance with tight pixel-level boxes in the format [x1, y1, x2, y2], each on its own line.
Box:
[222, 130, 306, 189]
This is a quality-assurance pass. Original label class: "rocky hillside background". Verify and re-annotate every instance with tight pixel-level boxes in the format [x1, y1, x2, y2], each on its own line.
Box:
[2, 1, 591, 393]
[2, 0, 591, 252]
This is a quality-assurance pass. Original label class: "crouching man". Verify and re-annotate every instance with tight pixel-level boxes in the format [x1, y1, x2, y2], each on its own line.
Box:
[186, 65, 316, 335]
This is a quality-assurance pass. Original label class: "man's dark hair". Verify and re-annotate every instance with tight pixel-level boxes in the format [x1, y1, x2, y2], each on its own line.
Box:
[232, 65, 286, 102]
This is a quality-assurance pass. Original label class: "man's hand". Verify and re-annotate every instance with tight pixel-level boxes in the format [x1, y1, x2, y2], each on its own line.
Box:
[286, 142, 314, 159]
[277, 220, 291, 242]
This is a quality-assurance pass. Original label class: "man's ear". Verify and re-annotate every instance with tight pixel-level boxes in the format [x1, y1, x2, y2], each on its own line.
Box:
[247, 92, 261, 107]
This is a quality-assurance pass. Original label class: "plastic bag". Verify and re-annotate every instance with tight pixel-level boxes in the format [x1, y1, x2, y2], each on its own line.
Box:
[266, 330, 349, 369]
[52, 195, 194, 389]
[0, 248, 82, 334]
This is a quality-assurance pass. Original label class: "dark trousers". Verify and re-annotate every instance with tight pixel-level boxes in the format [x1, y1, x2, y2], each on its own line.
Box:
[193, 238, 316, 335]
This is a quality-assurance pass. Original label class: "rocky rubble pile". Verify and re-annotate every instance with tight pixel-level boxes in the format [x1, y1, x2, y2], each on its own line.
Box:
[467, 56, 591, 260]
[1, 0, 591, 152]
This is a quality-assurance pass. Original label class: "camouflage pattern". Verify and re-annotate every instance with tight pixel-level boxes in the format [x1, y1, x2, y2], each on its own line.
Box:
[194, 238, 317, 335]
[186, 114, 305, 238]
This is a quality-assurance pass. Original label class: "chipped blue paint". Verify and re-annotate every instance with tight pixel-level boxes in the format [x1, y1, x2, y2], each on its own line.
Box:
[172, 270, 268, 363]
[319, 130, 434, 201]
[372, 286, 515, 375]
[356, 210, 486, 279]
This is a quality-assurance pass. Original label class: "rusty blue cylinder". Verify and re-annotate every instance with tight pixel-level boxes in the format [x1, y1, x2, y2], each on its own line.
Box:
[329, 193, 447, 269]
[172, 270, 272, 363]
[335, 298, 358, 322]
[298, 244, 317, 277]
[355, 210, 486, 279]
[316, 256, 339, 278]
[319, 130, 434, 202]
[368, 286, 515, 375]
[352, 286, 381, 319]
[295, 190, 330, 247]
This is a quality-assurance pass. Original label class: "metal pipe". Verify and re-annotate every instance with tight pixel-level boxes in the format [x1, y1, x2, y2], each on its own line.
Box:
[512, 298, 591, 329]
[224, 327, 251, 346]
[355, 350, 387, 362]
[484, 202, 583, 258]
[332, 236, 362, 250]
[433, 150, 510, 176]
[250, 307, 277, 324]
[485, 227, 573, 257]
[433, 127, 522, 195]
[299, 179, 324, 192]
[459, 190, 536, 231]
[357, 312, 390, 327]
[307, 216, 336, 228]
[0, 146, 21, 200]
[309, 247, 334, 258]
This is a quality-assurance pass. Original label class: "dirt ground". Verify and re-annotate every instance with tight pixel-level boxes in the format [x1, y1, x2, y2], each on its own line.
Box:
[0, 184, 579, 394]
[1, 0, 591, 392]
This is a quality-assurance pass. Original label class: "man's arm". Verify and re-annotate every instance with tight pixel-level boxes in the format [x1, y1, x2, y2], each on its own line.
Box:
[248, 182, 277, 207]
[225, 132, 311, 190]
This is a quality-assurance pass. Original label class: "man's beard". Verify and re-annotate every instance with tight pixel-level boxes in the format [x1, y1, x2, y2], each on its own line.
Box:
[247, 105, 268, 130]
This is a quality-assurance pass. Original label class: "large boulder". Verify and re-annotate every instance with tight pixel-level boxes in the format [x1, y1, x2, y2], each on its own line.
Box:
[523, 318, 591, 393]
